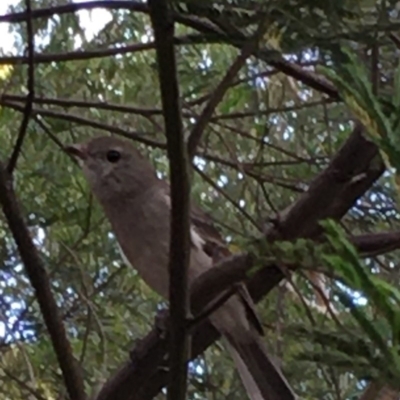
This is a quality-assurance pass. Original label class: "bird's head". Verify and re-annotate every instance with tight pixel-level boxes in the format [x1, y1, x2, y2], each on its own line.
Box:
[64, 136, 158, 200]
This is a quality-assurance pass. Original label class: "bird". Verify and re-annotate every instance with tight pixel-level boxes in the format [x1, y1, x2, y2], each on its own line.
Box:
[64, 136, 296, 400]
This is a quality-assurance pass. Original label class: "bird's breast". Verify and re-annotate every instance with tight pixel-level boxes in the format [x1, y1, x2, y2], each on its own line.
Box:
[108, 193, 172, 297]
[101, 188, 214, 300]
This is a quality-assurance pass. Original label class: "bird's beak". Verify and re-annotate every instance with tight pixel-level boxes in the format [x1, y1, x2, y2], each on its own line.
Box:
[64, 143, 87, 161]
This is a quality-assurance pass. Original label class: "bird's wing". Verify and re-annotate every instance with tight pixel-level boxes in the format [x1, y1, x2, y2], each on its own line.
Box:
[190, 203, 264, 335]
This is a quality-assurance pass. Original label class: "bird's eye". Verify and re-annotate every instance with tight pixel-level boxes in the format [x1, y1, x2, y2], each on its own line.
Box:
[106, 150, 121, 163]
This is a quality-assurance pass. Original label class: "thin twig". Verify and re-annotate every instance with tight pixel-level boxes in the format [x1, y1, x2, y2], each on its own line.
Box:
[1, 100, 165, 148]
[185, 68, 280, 107]
[2, 93, 329, 122]
[214, 120, 319, 163]
[370, 42, 379, 95]
[148, 2, 190, 400]
[2, 369, 47, 400]
[7, 0, 35, 174]
[2, 93, 163, 116]
[193, 164, 262, 230]
[389, 33, 400, 50]
[211, 98, 335, 121]
[0, 1, 145, 23]
[187, 18, 267, 159]
[0, 35, 217, 66]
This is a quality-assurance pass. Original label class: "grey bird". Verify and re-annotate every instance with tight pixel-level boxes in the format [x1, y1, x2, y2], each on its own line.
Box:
[65, 136, 296, 400]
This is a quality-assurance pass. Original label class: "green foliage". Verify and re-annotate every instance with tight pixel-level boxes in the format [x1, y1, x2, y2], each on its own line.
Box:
[289, 220, 400, 389]
[0, 0, 400, 399]
[319, 46, 400, 200]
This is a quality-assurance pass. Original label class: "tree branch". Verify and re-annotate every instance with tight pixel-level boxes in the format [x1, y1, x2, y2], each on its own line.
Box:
[0, 165, 86, 400]
[187, 18, 266, 159]
[0, 100, 165, 149]
[1, 2, 340, 101]
[358, 382, 398, 400]
[0, 35, 215, 66]
[7, 0, 34, 174]
[0, 0, 147, 23]
[173, 13, 341, 100]
[352, 231, 400, 257]
[2, 93, 163, 116]
[148, 1, 190, 400]
[3, 369, 47, 400]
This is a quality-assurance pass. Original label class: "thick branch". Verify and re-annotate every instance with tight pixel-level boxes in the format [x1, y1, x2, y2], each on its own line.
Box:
[352, 231, 400, 256]
[266, 56, 339, 100]
[148, 1, 190, 400]
[359, 383, 398, 400]
[0, 165, 86, 400]
[265, 124, 381, 240]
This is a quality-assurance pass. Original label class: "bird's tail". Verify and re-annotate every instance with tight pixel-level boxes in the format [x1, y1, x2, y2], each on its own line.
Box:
[224, 329, 297, 400]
